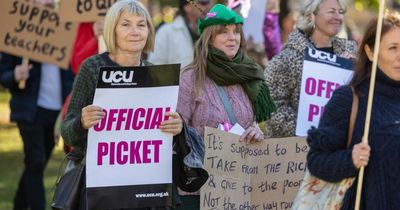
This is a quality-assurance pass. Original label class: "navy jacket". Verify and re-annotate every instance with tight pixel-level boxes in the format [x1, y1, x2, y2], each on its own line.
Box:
[0, 53, 74, 123]
[307, 70, 400, 210]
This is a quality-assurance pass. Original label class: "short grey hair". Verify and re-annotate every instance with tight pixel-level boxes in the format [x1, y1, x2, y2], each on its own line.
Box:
[103, 0, 155, 54]
[297, 0, 347, 34]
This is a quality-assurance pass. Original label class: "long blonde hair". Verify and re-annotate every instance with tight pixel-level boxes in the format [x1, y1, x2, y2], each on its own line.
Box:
[186, 24, 246, 96]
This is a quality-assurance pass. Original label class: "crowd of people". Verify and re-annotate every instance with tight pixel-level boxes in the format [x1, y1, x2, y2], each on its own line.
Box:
[0, 0, 399, 209]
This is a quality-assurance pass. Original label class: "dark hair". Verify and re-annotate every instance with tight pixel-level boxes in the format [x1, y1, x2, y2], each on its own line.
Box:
[350, 11, 400, 91]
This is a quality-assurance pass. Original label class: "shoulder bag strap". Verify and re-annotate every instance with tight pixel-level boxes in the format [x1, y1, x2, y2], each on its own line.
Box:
[81, 156, 86, 166]
[215, 85, 238, 125]
[347, 87, 359, 148]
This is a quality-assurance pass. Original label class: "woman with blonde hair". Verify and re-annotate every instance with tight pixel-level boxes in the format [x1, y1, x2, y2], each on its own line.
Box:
[264, 0, 357, 137]
[61, 0, 183, 209]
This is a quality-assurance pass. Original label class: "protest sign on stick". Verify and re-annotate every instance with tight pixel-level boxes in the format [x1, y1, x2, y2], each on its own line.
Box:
[0, 0, 77, 69]
[59, 0, 118, 22]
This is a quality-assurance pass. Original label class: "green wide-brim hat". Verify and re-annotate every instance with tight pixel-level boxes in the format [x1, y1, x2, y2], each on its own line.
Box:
[198, 4, 243, 34]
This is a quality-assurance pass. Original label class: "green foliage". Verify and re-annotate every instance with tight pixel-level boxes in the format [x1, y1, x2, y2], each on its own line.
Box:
[159, 0, 177, 8]
[355, 0, 382, 12]
[0, 122, 64, 209]
[0, 90, 11, 104]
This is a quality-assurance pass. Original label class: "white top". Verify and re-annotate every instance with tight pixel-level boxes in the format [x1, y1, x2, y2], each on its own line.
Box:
[37, 63, 62, 110]
[147, 15, 194, 69]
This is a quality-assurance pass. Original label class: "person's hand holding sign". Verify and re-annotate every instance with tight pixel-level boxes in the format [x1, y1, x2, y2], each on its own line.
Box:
[81, 105, 105, 129]
[240, 123, 264, 144]
[14, 60, 32, 86]
[160, 112, 183, 136]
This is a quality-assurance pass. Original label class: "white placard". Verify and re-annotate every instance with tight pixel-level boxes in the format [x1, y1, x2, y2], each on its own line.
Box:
[296, 48, 353, 136]
[86, 64, 180, 209]
[87, 86, 178, 187]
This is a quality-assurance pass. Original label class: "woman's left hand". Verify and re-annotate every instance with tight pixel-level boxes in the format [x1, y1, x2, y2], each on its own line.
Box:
[239, 125, 264, 144]
[160, 112, 183, 136]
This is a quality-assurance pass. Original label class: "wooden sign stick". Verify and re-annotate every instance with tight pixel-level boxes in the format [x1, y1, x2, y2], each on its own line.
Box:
[354, 0, 386, 209]
[18, 57, 29, 89]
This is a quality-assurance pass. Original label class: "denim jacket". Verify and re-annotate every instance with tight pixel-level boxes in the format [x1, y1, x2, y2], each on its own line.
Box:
[173, 122, 209, 193]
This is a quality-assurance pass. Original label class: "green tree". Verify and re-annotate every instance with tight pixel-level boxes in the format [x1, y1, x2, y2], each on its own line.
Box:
[356, 0, 400, 11]
[355, 0, 380, 11]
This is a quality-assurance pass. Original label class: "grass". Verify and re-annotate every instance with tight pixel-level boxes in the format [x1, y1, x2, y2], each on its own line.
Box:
[0, 91, 64, 210]
[0, 90, 10, 103]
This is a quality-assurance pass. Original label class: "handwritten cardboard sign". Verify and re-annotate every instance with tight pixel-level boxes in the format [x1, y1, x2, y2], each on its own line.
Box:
[59, 0, 118, 22]
[295, 48, 353, 136]
[0, 0, 77, 69]
[201, 127, 307, 210]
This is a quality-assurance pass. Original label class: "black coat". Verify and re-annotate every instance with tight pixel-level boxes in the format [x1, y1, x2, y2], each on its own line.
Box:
[307, 71, 400, 210]
[0, 53, 74, 122]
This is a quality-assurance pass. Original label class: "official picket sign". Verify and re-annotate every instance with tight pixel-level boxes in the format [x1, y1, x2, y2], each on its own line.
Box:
[201, 127, 307, 210]
[59, 0, 118, 22]
[295, 47, 354, 136]
[0, 0, 77, 69]
[86, 64, 180, 209]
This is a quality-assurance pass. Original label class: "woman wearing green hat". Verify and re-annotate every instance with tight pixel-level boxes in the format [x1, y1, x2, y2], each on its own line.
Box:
[176, 4, 276, 209]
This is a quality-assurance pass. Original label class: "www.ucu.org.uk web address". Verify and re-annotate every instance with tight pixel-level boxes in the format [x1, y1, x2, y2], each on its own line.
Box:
[135, 192, 169, 198]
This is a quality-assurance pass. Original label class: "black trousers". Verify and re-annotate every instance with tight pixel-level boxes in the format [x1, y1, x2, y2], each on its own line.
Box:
[13, 107, 59, 210]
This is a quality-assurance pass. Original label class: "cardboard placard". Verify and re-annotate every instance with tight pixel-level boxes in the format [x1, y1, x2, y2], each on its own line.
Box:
[0, 0, 77, 69]
[201, 127, 307, 210]
[58, 0, 118, 22]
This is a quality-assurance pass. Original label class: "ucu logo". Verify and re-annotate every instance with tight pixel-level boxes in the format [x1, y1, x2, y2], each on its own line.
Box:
[308, 48, 337, 62]
[102, 71, 133, 83]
